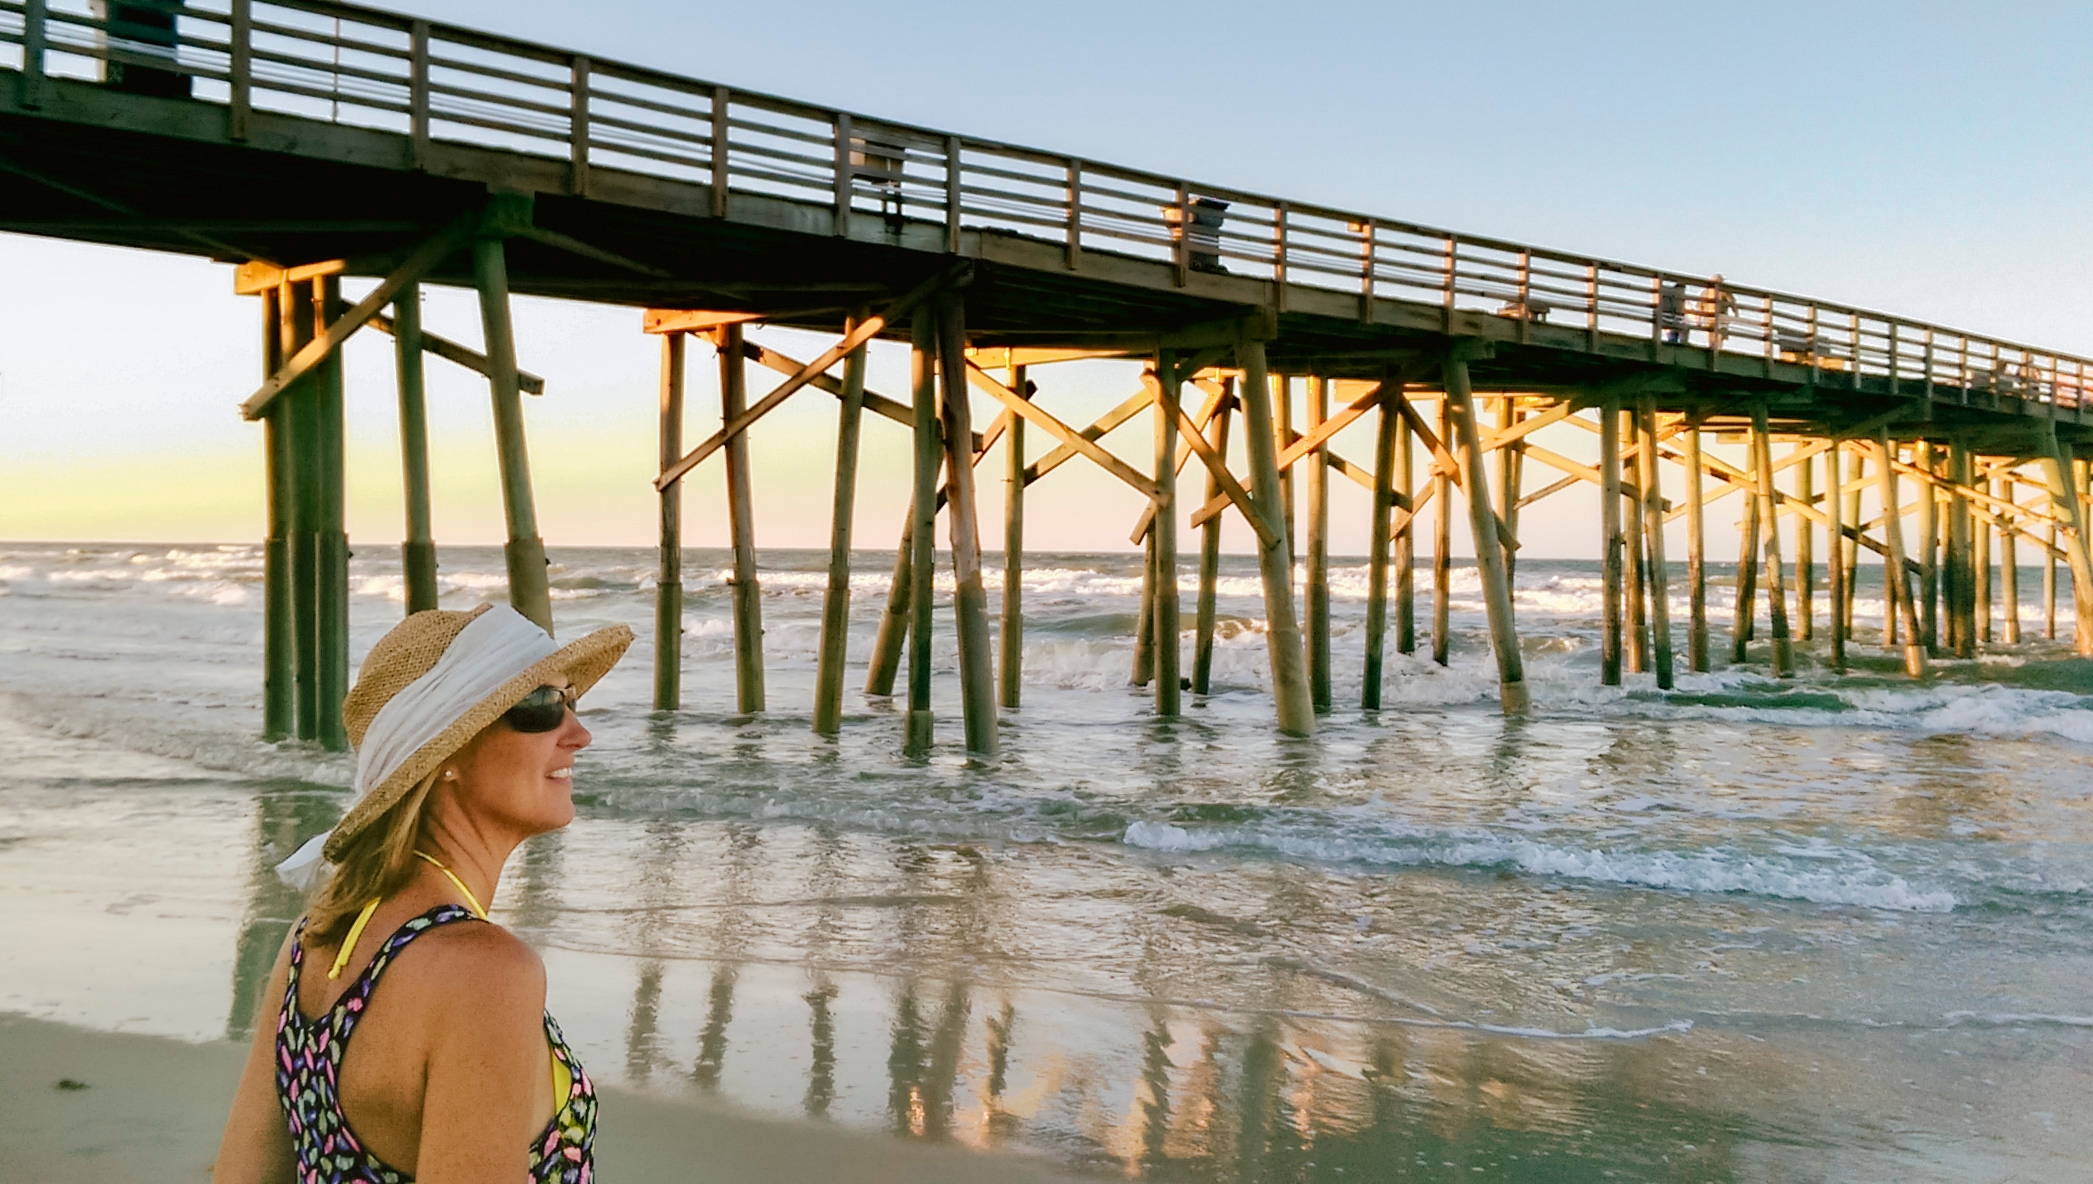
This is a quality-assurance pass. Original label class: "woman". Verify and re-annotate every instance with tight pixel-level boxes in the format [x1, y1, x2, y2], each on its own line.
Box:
[215, 603, 632, 1183]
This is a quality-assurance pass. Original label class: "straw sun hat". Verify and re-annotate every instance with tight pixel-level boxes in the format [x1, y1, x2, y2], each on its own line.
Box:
[322, 604, 632, 862]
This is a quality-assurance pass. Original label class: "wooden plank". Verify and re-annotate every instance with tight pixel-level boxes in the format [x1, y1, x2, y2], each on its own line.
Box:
[964, 361, 1159, 498]
[366, 309, 545, 395]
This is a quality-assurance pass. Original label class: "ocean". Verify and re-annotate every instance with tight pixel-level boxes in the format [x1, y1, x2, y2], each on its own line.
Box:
[3, 540, 2090, 1181]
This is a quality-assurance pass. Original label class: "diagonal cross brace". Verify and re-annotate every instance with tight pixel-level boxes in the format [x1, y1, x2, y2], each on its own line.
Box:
[241, 214, 475, 420]
[656, 269, 956, 491]
[963, 361, 1159, 499]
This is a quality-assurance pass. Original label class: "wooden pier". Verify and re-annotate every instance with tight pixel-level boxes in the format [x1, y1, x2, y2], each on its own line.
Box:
[4, 0, 2093, 751]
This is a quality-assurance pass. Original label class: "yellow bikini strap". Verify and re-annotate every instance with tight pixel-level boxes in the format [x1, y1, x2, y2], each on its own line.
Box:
[326, 898, 381, 981]
[415, 851, 490, 920]
[322, 853, 489, 981]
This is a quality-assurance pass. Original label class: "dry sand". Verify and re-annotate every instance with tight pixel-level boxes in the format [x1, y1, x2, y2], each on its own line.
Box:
[0, 1012, 1090, 1183]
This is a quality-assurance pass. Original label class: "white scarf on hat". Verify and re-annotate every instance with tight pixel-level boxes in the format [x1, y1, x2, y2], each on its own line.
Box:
[274, 605, 561, 890]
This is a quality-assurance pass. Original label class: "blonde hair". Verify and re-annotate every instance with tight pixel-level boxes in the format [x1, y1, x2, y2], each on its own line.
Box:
[305, 768, 443, 949]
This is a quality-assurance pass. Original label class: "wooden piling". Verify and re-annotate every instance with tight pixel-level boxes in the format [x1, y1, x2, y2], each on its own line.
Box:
[865, 513, 913, 698]
[1624, 406, 1648, 674]
[1496, 397, 1523, 585]
[1843, 443, 1864, 638]
[1432, 398, 1453, 669]
[1363, 382, 1397, 709]
[1916, 441, 1938, 652]
[905, 308, 939, 749]
[2046, 522, 2059, 641]
[1793, 443, 1813, 643]
[1445, 356, 1527, 712]
[470, 236, 554, 633]
[1731, 448, 1760, 664]
[936, 297, 998, 756]
[1275, 371, 1297, 570]
[1236, 339, 1315, 737]
[1304, 374, 1332, 712]
[261, 284, 293, 741]
[1639, 397, 1674, 689]
[1600, 396, 1624, 685]
[1394, 390, 1416, 656]
[654, 331, 685, 711]
[718, 323, 766, 711]
[1826, 440, 1847, 672]
[392, 283, 437, 614]
[1947, 439, 1975, 658]
[812, 316, 868, 734]
[1684, 415, 1709, 672]
[1750, 402, 1794, 677]
[998, 364, 1026, 710]
[1132, 532, 1156, 687]
[2039, 438, 2093, 656]
[1999, 476, 2020, 646]
[1874, 428, 1927, 676]
[1192, 386, 1232, 695]
[285, 279, 319, 741]
[1152, 351, 1183, 718]
[1975, 473, 1993, 645]
[310, 276, 351, 750]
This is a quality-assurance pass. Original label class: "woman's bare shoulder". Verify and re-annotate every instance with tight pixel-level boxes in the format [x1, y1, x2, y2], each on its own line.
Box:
[385, 920, 547, 1019]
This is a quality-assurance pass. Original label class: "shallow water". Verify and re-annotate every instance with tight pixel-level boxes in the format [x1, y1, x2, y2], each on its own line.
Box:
[3, 541, 2091, 1181]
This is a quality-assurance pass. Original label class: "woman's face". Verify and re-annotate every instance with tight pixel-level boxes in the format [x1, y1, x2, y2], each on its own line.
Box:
[443, 680, 592, 841]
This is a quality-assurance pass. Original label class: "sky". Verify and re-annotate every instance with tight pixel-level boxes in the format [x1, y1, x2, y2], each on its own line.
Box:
[3, 0, 2089, 555]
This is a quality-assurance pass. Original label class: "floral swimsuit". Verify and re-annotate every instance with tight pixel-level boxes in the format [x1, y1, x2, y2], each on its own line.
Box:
[276, 905, 596, 1183]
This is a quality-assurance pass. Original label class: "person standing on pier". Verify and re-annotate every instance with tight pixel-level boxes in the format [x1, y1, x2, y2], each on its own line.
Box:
[1698, 274, 1737, 351]
[1658, 281, 1689, 344]
[213, 604, 632, 1184]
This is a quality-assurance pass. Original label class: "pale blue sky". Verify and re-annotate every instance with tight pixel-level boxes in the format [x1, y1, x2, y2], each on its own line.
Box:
[2, 1, 2087, 551]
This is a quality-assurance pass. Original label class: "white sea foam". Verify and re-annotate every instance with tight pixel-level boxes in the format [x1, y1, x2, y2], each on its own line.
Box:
[1121, 820, 1958, 911]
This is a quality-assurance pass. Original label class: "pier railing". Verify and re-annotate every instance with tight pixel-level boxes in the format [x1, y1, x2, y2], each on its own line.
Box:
[4, 0, 2089, 411]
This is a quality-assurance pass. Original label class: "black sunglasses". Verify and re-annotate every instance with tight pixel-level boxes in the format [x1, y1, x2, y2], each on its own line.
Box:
[503, 684, 576, 733]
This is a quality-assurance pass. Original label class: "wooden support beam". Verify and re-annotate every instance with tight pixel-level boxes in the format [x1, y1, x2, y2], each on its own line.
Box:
[720, 323, 766, 711]
[1794, 444, 1814, 643]
[1193, 384, 1233, 696]
[1874, 429, 1929, 676]
[1394, 393, 1417, 656]
[2039, 438, 2093, 655]
[1024, 388, 1152, 487]
[1154, 352, 1184, 717]
[1640, 397, 1674, 689]
[1237, 340, 1315, 736]
[1600, 398, 1624, 685]
[999, 364, 1027, 711]
[1977, 470, 1993, 645]
[1305, 375, 1332, 712]
[1999, 476, 2020, 645]
[392, 285, 438, 615]
[1731, 448, 1761, 665]
[261, 284, 293, 741]
[964, 362, 1160, 499]
[1496, 398, 1524, 585]
[656, 269, 955, 490]
[366, 309, 546, 395]
[1181, 380, 1388, 530]
[1947, 440, 1976, 658]
[904, 308, 940, 749]
[1433, 398, 1454, 669]
[1683, 416, 1709, 673]
[1827, 442, 1848, 672]
[1446, 356, 1528, 712]
[812, 314, 869, 735]
[1916, 441, 1940, 653]
[654, 332, 684, 711]
[472, 236, 554, 634]
[1625, 406, 1649, 674]
[513, 224, 670, 277]
[938, 297, 999, 756]
[242, 215, 473, 419]
[1364, 382, 1398, 709]
[1750, 403, 1795, 676]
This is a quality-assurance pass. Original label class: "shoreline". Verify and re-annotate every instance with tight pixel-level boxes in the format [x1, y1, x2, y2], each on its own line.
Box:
[0, 1012, 1089, 1183]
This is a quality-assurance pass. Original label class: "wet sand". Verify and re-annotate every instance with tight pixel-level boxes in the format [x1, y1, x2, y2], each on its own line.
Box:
[1, 1012, 1088, 1183]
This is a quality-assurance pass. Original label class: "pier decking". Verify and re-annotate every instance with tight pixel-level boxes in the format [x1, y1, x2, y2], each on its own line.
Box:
[5, 0, 2091, 749]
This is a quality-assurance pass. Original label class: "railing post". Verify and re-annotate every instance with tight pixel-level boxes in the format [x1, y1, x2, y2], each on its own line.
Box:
[710, 86, 730, 217]
[1358, 219, 1377, 323]
[1173, 183, 1190, 287]
[1848, 312, 1861, 390]
[1272, 202, 1289, 311]
[1441, 237, 1457, 331]
[20, 0, 45, 110]
[1064, 158, 1081, 270]
[944, 135, 962, 253]
[831, 112, 852, 236]
[1888, 322, 1900, 396]
[228, 0, 251, 138]
[569, 55, 591, 196]
[409, 20, 431, 170]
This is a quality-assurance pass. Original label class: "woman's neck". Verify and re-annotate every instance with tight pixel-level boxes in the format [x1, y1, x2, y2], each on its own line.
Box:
[413, 820, 516, 916]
